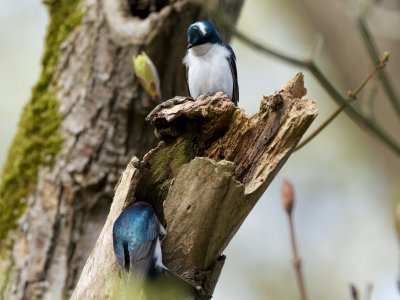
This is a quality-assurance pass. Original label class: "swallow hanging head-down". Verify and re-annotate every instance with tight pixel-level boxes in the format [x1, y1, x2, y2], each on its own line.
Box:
[113, 202, 166, 280]
[112, 202, 200, 297]
[183, 20, 239, 105]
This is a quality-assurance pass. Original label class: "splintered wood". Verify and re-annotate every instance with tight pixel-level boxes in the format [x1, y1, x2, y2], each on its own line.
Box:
[72, 73, 317, 299]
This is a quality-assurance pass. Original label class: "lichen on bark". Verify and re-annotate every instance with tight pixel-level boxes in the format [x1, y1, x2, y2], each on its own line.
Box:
[0, 0, 82, 246]
[134, 134, 199, 221]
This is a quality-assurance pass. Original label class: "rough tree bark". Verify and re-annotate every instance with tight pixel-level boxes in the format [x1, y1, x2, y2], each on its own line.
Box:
[0, 0, 243, 299]
[71, 73, 318, 299]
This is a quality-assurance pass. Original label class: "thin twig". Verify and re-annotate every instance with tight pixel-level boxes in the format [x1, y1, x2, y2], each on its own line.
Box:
[364, 79, 379, 121]
[351, 284, 359, 300]
[364, 283, 373, 300]
[281, 181, 307, 300]
[203, 5, 400, 157]
[355, 15, 400, 117]
[307, 64, 400, 156]
[296, 56, 386, 151]
[348, 54, 387, 100]
[288, 216, 307, 300]
[295, 104, 345, 151]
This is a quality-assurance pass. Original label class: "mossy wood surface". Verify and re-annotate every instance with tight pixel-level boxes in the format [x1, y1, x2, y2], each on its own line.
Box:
[72, 73, 318, 299]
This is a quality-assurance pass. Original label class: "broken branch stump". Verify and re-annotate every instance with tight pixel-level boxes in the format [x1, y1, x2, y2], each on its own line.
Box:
[71, 72, 318, 299]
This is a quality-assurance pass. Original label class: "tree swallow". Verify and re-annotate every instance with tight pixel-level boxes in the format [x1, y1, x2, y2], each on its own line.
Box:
[113, 202, 166, 280]
[183, 20, 239, 105]
[113, 202, 199, 298]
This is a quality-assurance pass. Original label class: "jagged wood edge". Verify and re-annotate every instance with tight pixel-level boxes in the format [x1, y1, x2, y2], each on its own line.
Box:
[161, 73, 318, 295]
[70, 157, 141, 300]
[71, 73, 318, 299]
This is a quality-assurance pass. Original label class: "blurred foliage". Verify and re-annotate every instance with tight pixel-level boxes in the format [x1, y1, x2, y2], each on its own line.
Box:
[109, 272, 195, 300]
[133, 52, 162, 102]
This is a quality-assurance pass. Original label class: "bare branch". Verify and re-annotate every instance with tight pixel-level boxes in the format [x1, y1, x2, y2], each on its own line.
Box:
[281, 181, 308, 300]
[351, 284, 359, 300]
[364, 283, 373, 300]
[296, 54, 387, 151]
[204, 6, 400, 157]
[355, 15, 400, 117]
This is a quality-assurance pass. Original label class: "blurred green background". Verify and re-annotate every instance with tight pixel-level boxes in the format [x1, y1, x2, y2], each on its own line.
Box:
[1, 0, 399, 299]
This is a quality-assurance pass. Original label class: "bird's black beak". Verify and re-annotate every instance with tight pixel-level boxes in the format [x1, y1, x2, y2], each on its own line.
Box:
[187, 43, 194, 49]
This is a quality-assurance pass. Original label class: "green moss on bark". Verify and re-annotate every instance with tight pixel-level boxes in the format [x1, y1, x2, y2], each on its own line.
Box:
[135, 135, 199, 220]
[0, 0, 82, 246]
[0, 251, 12, 297]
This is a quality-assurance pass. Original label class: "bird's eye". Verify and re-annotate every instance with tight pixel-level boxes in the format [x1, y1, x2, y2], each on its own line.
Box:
[159, 232, 165, 241]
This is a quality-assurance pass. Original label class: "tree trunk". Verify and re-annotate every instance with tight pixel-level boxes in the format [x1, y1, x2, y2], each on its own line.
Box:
[0, 1, 243, 299]
[71, 73, 317, 299]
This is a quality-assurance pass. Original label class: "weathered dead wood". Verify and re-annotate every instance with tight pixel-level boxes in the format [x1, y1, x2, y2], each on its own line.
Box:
[70, 157, 141, 300]
[72, 72, 317, 299]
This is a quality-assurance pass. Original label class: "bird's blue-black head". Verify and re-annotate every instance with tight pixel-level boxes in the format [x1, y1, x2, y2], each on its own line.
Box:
[187, 20, 222, 49]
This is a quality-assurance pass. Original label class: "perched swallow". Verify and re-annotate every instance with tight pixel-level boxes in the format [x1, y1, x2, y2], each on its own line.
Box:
[183, 20, 239, 105]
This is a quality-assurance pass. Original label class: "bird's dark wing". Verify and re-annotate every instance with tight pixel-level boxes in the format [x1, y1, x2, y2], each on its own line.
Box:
[225, 44, 239, 105]
[129, 240, 157, 280]
[184, 52, 191, 97]
[128, 214, 159, 279]
[112, 233, 126, 270]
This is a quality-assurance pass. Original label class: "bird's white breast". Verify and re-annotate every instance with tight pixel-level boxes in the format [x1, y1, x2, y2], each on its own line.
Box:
[183, 43, 233, 99]
[153, 238, 165, 271]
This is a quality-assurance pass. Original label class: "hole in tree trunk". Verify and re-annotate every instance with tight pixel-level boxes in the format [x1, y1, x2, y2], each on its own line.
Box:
[127, 0, 169, 19]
